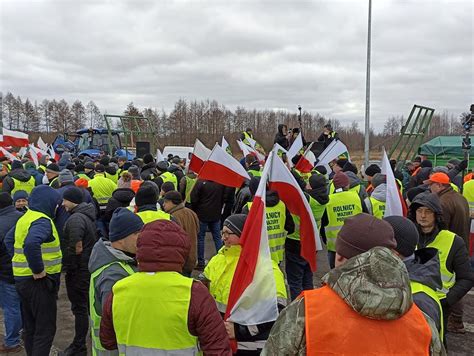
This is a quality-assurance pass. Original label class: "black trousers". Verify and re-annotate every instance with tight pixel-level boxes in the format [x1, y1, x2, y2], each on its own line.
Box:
[65, 267, 90, 352]
[16, 276, 58, 356]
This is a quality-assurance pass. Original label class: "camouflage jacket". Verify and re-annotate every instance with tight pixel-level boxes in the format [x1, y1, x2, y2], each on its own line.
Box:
[262, 247, 445, 356]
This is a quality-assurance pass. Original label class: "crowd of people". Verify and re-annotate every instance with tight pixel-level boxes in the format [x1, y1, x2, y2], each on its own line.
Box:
[0, 127, 473, 355]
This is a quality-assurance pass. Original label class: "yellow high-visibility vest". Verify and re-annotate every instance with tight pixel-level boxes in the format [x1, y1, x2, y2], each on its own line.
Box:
[410, 281, 444, 340]
[136, 210, 171, 224]
[11, 176, 35, 195]
[112, 272, 200, 355]
[12, 210, 62, 277]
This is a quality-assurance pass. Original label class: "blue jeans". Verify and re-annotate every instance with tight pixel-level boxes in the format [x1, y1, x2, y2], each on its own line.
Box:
[0, 280, 22, 347]
[285, 250, 313, 300]
[197, 220, 222, 265]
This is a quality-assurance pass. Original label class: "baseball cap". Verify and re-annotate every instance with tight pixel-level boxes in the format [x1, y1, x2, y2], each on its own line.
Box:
[423, 172, 450, 185]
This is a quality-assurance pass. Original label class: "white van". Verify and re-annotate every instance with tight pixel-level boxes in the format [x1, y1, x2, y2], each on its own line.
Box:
[162, 146, 194, 161]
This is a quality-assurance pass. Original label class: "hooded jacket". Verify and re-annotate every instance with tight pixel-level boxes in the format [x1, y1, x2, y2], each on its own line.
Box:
[99, 220, 232, 355]
[0, 205, 23, 283]
[63, 202, 97, 272]
[140, 161, 157, 181]
[58, 152, 72, 171]
[410, 192, 474, 307]
[26, 167, 44, 186]
[232, 182, 252, 214]
[345, 171, 368, 201]
[104, 188, 135, 223]
[168, 163, 185, 183]
[404, 248, 443, 331]
[5, 185, 61, 281]
[262, 247, 444, 355]
[364, 183, 386, 215]
[408, 167, 432, 189]
[274, 124, 289, 149]
[167, 203, 199, 275]
[88, 238, 138, 310]
[2, 168, 33, 194]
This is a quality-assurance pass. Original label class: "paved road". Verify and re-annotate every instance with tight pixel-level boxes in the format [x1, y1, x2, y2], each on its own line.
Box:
[1, 234, 472, 355]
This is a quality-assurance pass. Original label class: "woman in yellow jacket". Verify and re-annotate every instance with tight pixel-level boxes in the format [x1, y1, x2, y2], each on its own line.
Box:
[202, 214, 288, 355]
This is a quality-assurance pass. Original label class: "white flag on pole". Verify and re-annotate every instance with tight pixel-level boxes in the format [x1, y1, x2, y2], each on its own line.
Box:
[381, 148, 403, 217]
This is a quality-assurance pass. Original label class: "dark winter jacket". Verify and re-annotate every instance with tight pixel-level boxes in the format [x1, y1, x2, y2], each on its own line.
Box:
[55, 183, 95, 242]
[99, 221, 231, 355]
[2, 169, 34, 194]
[404, 248, 443, 332]
[408, 167, 432, 189]
[346, 171, 368, 201]
[317, 130, 339, 148]
[62, 202, 97, 272]
[0, 206, 23, 283]
[140, 162, 157, 181]
[274, 124, 289, 150]
[437, 186, 470, 248]
[88, 238, 138, 312]
[233, 184, 252, 214]
[246, 161, 261, 177]
[168, 163, 185, 183]
[5, 185, 61, 283]
[410, 192, 474, 307]
[104, 188, 135, 223]
[26, 167, 44, 186]
[191, 180, 227, 222]
[58, 153, 72, 171]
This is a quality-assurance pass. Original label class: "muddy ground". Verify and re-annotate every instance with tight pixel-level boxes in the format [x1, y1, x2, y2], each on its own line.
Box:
[1, 234, 473, 355]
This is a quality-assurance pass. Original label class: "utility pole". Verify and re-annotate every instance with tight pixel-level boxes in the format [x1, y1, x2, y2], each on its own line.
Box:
[364, 0, 372, 169]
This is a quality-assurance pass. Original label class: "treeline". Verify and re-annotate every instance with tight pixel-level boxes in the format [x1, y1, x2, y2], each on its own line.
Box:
[0, 92, 464, 152]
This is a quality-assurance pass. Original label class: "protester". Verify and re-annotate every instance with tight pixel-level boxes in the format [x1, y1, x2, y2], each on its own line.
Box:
[84, 162, 95, 180]
[317, 123, 338, 149]
[5, 185, 62, 355]
[88, 208, 143, 356]
[232, 180, 252, 214]
[24, 161, 44, 186]
[274, 124, 289, 150]
[163, 191, 199, 276]
[46, 163, 61, 188]
[203, 214, 287, 355]
[365, 173, 387, 219]
[245, 154, 262, 178]
[135, 183, 172, 224]
[179, 169, 197, 207]
[140, 153, 157, 181]
[409, 192, 474, 336]
[104, 162, 119, 184]
[13, 190, 28, 212]
[168, 156, 185, 183]
[104, 186, 135, 224]
[191, 179, 228, 269]
[262, 213, 444, 355]
[2, 160, 36, 195]
[385, 215, 444, 338]
[0, 193, 23, 353]
[61, 187, 97, 356]
[100, 220, 232, 355]
[321, 171, 363, 268]
[364, 163, 381, 195]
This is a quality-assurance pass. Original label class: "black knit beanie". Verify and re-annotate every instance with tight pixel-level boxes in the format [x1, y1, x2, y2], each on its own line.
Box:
[143, 153, 154, 165]
[62, 187, 84, 205]
[135, 184, 158, 207]
[365, 164, 381, 177]
[0, 192, 13, 209]
[223, 214, 248, 237]
[383, 216, 419, 258]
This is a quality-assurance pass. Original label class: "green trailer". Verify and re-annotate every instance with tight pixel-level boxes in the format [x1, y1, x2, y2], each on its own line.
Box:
[418, 136, 474, 169]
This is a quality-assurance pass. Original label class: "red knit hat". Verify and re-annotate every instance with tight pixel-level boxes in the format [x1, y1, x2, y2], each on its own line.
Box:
[333, 172, 350, 189]
[74, 178, 89, 188]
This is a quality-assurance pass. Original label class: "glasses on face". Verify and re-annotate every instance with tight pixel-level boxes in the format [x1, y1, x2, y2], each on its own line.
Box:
[221, 230, 236, 237]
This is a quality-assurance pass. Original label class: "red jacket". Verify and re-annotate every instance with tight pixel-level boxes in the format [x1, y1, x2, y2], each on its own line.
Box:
[99, 220, 231, 355]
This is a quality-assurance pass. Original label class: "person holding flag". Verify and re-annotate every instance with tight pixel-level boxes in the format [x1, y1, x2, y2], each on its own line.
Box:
[202, 214, 287, 355]
[364, 173, 387, 219]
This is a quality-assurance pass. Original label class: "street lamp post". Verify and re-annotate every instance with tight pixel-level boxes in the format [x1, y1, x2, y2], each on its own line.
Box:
[364, 0, 372, 169]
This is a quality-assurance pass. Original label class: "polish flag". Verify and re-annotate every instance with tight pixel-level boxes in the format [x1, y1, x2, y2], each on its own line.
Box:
[48, 146, 60, 162]
[268, 146, 321, 271]
[237, 140, 252, 157]
[189, 139, 211, 173]
[286, 132, 303, 163]
[28, 145, 39, 167]
[381, 148, 406, 217]
[225, 152, 278, 337]
[198, 144, 250, 188]
[0, 147, 18, 161]
[317, 139, 349, 173]
[0, 128, 29, 147]
[295, 142, 316, 173]
[237, 140, 265, 165]
[37, 137, 49, 153]
[221, 136, 230, 151]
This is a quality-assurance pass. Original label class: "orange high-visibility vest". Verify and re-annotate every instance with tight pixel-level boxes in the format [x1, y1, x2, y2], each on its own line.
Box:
[130, 180, 142, 193]
[366, 183, 374, 196]
[303, 285, 432, 356]
[411, 167, 421, 177]
[464, 173, 473, 183]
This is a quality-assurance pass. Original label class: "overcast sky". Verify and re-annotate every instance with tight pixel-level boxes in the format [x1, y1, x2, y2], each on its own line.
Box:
[0, 0, 472, 131]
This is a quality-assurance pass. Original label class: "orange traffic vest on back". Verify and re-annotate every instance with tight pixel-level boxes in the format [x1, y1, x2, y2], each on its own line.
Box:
[130, 180, 142, 193]
[303, 285, 431, 355]
[411, 167, 421, 177]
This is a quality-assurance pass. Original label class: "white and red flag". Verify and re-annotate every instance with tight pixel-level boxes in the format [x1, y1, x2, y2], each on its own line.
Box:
[0, 128, 29, 147]
[237, 140, 265, 165]
[37, 137, 49, 153]
[317, 139, 349, 173]
[48, 146, 60, 162]
[225, 151, 278, 329]
[156, 148, 165, 162]
[0, 147, 18, 161]
[295, 142, 317, 173]
[28, 145, 39, 167]
[381, 148, 407, 217]
[199, 144, 250, 188]
[188, 139, 211, 173]
[286, 132, 303, 164]
[268, 146, 321, 271]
